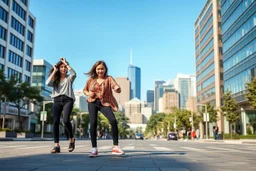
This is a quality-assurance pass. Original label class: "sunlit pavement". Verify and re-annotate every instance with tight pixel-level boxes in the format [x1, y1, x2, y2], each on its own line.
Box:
[0, 139, 255, 171]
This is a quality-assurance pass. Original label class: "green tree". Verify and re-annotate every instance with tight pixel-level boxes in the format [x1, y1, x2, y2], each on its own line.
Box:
[200, 103, 218, 123]
[221, 91, 239, 137]
[0, 70, 9, 128]
[114, 111, 130, 139]
[6, 79, 43, 131]
[145, 113, 165, 137]
[246, 78, 256, 109]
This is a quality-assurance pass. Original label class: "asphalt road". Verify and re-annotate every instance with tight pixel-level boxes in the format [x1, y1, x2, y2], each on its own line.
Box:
[0, 139, 255, 171]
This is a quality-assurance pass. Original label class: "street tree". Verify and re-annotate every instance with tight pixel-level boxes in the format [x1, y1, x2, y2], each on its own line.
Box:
[246, 78, 256, 109]
[7, 79, 43, 131]
[200, 103, 218, 123]
[221, 90, 239, 137]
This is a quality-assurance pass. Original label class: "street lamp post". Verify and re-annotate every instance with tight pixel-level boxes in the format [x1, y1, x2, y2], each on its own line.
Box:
[197, 104, 208, 139]
[41, 101, 53, 138]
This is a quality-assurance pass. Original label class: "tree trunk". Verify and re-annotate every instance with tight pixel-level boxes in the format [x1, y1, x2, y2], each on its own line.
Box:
[229, 122, 233, 138]
[18, 107, 22, 131]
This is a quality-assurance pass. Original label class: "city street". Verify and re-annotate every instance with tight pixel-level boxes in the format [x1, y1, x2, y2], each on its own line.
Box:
[0, 139, 255, 171]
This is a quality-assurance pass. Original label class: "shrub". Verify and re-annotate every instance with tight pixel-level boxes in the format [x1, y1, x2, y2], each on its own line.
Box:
[240, 135, 256, 139]
[0, 128, 14, 132]
[224, 133, 240, 139]
[247, 127, 252, 135]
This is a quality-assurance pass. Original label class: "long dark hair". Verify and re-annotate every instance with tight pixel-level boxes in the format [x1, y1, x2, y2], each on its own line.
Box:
[48, 61, 65, 88]
[85, 60, 108, 79]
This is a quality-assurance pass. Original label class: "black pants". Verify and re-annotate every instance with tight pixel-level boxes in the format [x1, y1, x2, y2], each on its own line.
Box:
[52, 95, 74, 143]
[88, 99, 118, 147]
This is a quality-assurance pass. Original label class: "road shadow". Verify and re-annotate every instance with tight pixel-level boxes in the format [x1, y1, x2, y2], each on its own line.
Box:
[0, 150, 215, 171]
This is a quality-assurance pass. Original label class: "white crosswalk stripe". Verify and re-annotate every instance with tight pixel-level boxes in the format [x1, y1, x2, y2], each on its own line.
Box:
[153, 147, 173, 151]
[123, 146, 135, 150]
[180, 147, 205, 151]
[98, 146, 112, 150]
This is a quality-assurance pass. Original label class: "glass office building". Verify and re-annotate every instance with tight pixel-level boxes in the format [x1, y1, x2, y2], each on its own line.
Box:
[128, 65, 141, 100]
[222, 0, 256, 135]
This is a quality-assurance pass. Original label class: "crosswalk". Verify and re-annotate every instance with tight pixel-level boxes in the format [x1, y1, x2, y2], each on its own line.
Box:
[0, 142, 255, 157]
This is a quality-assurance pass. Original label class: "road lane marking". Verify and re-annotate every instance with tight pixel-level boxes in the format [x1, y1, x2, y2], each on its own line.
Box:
[123, 146, 135, 150]
[154, 147, 173, 151]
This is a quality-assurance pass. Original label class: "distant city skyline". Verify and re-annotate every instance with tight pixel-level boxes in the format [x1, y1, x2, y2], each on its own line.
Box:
[30, 0, 207, 101]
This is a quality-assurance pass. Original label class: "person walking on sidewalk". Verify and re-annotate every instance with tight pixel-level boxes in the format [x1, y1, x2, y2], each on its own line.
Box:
[83, 60, 125, 157]
[213, 123, 219, 140]
[46, 57, 76, 153]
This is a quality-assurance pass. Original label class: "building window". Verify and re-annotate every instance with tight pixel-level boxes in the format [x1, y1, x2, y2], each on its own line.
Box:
[8, 50, 23, 67]
[10, 33, 24, 51]
[12, 0, 26, 21]
[25, 60, 31, 71]
[11, 16, 25, 36]
[2, 0, 9, 5]
[28, 16, 34, 28]
[26, 45, 32, 57]
[24, 75, 30, 83]
[27, 30, 33, 43]
[0, 6, 8, 23]
[0, 64, 3, 70]
[0, 45, 5, 58]
[0, 25, 6, 40]
[20, 0, 27, 6]
[7, 67, 21, 80]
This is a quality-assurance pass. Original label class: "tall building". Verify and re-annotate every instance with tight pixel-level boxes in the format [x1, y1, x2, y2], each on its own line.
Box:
[124, 98, 143, 124]
[174, 74, 196, 109]
[32, 59, 52, 101]
[128, 65, 141, 100]
[113, 77, 130, 111]
[154, 81, 166, 112]
[146, 90, 154, 103]
[162, 89, 179, 114]
[0, 0, 36, 130]
[31, 59, 52, 132]
[194, 0, 223, 134]
[74, 90, 88, 113]
[221, 0, 256, 135]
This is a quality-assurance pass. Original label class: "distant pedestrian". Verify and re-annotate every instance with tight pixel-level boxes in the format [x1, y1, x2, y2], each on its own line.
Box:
[196, 128, 200, 140]
[213, 123, 219, 140]
[46, 57, 76, 153]
[83, 60, 125, 157]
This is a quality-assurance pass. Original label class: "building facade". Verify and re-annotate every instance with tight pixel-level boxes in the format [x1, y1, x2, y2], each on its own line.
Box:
[174, 74, 196, 109]
[113, 77, 130, 112]
[128, 65, 141, 100]
[124, 98, 143, 124]
[74, 90, 88, 113]
[162, 89, 179, 114]
[0, 0, 36, 130]
[221, 0, 256, 134]
[154, 81, 165, 112]
[194, 0, 224, 134]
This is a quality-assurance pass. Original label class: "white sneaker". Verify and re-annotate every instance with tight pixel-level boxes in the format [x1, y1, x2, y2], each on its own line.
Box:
[89, 147, 98, 157]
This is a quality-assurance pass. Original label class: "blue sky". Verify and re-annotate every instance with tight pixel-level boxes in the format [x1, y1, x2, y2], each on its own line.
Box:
[30, 0, 206, 101]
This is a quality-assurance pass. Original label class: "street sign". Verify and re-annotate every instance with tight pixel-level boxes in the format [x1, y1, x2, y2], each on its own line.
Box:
[40, 111, 47, 121]
[203, 113, 209, 122]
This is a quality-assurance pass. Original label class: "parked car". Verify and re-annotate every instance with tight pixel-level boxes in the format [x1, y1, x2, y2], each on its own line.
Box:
[135, 133, 144, 140]
[167, 132, 178, 141]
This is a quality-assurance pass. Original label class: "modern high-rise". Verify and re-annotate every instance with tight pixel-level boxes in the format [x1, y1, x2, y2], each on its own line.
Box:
[0, 0, 36, 130]
[221, 0, 256, 135]
[146, 90, 154, 103]
[154, 81, 165, 112]
[74, 90, 88, 113]
[162, 89, 179, 114]
[32, 59, 52, 101]
[113, 77, 130, 111]
[195, 0, 223, 133]
[174, 74, 196, 109]
[128, 65, 141, 100]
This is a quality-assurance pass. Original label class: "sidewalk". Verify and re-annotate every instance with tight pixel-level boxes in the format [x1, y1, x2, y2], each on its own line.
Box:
[180, 138, 256, 144]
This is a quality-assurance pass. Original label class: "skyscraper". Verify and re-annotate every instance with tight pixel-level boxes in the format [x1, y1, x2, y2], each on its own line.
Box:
[174, 74, 196, 109]
[146, 90, 154, 103]
[221, 0, 256, 135]
[113, 77, 130, 111]
[128, 49, 141, 100]
[0, 0, 36, 130]
[194, 0, 223, 133]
